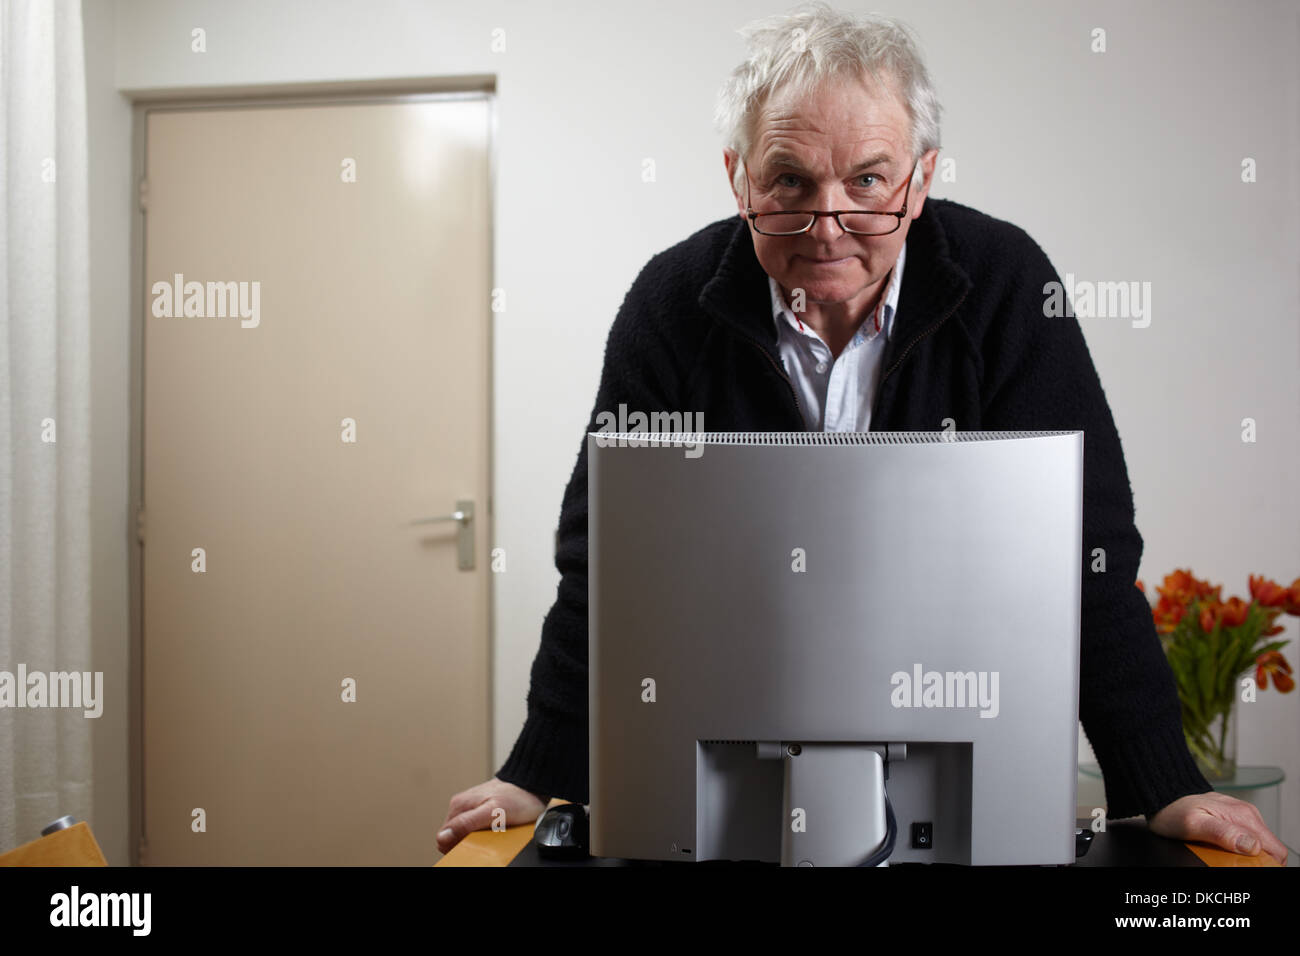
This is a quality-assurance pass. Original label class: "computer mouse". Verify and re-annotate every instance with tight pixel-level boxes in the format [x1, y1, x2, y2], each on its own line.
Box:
[1075, 826, 1094, 858]
[534, 803, 590, 860]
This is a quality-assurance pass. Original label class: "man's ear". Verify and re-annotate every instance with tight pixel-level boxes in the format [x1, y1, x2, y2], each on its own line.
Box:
[723, 149, 745, 217]
[909, 148, 940, 221]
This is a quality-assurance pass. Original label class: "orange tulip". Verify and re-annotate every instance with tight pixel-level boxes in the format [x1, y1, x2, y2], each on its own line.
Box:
[1153, 595, 1185, 633]
[1196, 595, 1250, 633]
[1285, 578, 1300, 617]
[1158, 569, 1204, 605]
[1256, 651, 1295, 693]
[1220, 596, 1250, 629]
[1158, 569, 1220, 606]
[1261, 603, 1286, 637]
[1249, 574, 1288, 607]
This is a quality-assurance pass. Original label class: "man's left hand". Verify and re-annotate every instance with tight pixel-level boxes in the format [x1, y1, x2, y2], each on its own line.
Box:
[1147, 792, 1288, 863]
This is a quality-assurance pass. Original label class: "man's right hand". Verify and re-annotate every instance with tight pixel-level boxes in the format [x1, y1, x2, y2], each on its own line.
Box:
[437, 777, 547, 854]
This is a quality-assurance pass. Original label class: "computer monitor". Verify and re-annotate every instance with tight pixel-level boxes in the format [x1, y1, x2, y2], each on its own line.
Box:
[588, 430, 1083, 866]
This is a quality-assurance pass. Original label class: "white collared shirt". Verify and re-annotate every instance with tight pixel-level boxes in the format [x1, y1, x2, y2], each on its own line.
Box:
[768, 242, 905, 432]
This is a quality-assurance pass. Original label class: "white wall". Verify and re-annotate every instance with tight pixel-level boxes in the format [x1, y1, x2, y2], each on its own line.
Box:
[87, 0, 1299, 856]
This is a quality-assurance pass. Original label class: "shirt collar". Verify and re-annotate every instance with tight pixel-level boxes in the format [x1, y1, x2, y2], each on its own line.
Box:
[769, 241, 906, 342]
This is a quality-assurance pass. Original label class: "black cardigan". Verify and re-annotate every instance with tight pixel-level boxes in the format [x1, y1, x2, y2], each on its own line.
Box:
[497, 198, 1212, 820]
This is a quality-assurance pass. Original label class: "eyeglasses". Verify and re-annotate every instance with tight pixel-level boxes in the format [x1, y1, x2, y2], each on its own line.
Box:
[743, 160, 919, 237]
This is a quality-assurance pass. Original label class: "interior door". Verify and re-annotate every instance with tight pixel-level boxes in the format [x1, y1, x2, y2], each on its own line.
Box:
[139, 95, 491, 864]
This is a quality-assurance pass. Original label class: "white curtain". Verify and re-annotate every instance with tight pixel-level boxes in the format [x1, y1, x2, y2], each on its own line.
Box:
[0, 0, 92, 852]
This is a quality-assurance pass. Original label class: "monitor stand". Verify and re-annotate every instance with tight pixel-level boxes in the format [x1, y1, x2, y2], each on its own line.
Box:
[759, 741, 899, 867]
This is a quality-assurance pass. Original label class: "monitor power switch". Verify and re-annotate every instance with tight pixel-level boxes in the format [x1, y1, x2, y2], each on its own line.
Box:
[910, 822, 933, 850]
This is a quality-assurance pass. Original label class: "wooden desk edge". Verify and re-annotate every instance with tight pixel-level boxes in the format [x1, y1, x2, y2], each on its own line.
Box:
[435, 799, 571, 868]
[1187, 842, 1283, 867]
[0, 823, 109, 867]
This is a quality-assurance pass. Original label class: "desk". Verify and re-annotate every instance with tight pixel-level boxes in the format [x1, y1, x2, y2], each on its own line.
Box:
[435, 802, 1287, 867]
[0, 823, 108, 866]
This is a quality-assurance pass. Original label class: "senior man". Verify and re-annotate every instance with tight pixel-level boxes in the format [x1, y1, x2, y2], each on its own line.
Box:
[439, 4, 1287, 863]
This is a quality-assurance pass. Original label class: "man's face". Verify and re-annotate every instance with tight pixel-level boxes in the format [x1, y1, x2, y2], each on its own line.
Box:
[726, 75, 937, 311]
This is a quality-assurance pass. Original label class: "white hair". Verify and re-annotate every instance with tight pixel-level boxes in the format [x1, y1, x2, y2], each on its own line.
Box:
[714, 3, 941, 195]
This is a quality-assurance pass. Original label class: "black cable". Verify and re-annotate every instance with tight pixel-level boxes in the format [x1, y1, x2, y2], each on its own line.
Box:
[857, 779, 897, 867]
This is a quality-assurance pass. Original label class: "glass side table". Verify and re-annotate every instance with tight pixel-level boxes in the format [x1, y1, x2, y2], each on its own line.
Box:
[1079, 763, 1288, 853]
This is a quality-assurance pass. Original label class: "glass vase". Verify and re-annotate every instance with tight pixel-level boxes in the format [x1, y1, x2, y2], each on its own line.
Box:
[1186, 694, 1238, 782]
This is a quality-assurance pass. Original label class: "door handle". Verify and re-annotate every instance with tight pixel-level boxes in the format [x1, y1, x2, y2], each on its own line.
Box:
[410, 499, 474, 570]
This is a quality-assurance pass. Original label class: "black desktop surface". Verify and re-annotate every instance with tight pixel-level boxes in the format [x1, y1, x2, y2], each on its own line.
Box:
[1070, 817, 1207, 867]
[509, 817, 1207, 867]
